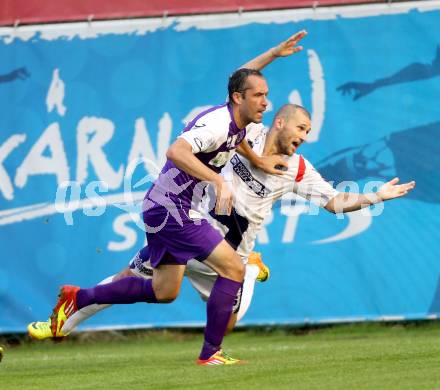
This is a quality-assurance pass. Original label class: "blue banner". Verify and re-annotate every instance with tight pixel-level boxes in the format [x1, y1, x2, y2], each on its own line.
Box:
[1, 2, 440, 332]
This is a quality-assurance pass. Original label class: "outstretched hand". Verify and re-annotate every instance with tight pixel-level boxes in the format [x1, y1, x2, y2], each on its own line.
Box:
[257, 155, 289, 175]
[377, 177, 416, 201]
[272, 30, 307, 58]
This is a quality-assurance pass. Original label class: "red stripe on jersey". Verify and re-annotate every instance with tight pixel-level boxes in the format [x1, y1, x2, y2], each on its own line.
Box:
[295, 155, 306, 182]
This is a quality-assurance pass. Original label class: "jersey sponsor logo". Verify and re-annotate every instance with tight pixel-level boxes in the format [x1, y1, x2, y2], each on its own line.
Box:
[209, 151, 230, 167]
[233, 285, 243, 313]
[194, 123, 206, 128]
[230, 154, 270, 197]
[132, 255, 153, 277]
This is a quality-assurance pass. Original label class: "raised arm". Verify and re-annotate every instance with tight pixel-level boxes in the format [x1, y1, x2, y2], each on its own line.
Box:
[325, 178, 416, 214]
[240, 30, 307, 71]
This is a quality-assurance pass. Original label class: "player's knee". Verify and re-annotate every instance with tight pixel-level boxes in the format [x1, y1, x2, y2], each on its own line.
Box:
[155, 292, 177, 303]
[235, 262, 245, 280]
[222, 261, 245, 282]
[156, 295, 176, 303]
[154, 286, 180, 303]
[113, 268, 134, 281]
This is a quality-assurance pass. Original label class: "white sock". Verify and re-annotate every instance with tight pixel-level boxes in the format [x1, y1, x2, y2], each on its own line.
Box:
[61, 275, 114, 335]
[236, 264, 259, 322]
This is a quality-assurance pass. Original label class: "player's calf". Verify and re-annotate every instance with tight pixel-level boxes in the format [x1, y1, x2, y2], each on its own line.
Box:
[152, 285, 180, 303]
[151, 264, 185, 303]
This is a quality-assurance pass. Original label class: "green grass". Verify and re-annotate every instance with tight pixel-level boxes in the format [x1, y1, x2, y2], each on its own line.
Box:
[2, 323, 440, 389]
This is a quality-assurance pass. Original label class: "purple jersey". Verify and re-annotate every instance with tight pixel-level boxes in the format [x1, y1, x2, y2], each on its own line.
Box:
[144, 103, 246, 220]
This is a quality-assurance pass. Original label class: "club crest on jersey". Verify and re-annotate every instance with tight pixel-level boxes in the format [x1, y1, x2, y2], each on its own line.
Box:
[226, 131, 246, 149]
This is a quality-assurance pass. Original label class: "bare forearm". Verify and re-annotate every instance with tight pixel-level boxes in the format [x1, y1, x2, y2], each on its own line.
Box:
[240, 48, 278, 71]
[237, 140, 288, 174]
[325, 178, 415, 213]
[240, 30, 307, 71]
[237, 140, 263, 168]
[166, 140, 221, 184]
[325, 192, 382, 214]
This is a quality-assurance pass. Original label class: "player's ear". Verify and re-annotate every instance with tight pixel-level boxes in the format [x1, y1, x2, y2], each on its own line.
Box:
[231, 91, 243, 105]
[275, 116, 284, 130]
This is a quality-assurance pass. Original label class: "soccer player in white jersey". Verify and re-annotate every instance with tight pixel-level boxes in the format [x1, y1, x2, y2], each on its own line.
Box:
[29, 103, 415, 344]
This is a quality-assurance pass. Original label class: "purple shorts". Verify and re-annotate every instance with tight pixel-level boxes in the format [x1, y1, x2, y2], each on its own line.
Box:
[143, 207, 223, 268]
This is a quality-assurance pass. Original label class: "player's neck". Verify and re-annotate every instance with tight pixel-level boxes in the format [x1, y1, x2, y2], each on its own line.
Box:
[263, 130, 279, 156]
[231, 104, 248, 130]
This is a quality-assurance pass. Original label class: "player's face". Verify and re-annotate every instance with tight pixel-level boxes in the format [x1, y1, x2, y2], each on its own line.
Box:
[239, 75, 269, 124]
[277, 110, 311, 155]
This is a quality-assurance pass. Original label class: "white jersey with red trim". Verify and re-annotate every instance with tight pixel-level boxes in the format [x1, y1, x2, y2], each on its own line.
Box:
[208, 123, 339, 260]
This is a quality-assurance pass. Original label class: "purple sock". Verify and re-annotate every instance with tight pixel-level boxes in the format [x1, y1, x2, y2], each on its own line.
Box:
[76, 276, 158, 309]
[199, 276, 242, 360]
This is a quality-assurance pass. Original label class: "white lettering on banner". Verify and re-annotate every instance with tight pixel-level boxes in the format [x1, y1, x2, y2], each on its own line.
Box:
[288, 49, 325, 143]
[76, 117, 124, 189]
[282, 214, 302, 244]
[256, 210, 273, 244]
[46, 69, 66, 117]
[108, 213, 139, 251]
[0, 134, 26, 200]
[280, 194, 311, 244]
[128, 113, 172, 175]
[288, 90, 303, 106]
[312, 209, 373, 245]
[15, 123, 69, 189]
[307, 49, 325, 143]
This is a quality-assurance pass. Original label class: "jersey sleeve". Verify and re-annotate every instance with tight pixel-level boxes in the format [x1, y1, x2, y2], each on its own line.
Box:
[178, 119, 228, 154]
[245, 123, 265, 144]
[294, 158, 339, 207]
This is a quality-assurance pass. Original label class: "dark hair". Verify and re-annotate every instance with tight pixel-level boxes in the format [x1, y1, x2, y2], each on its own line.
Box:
[228, 68, 264, 102]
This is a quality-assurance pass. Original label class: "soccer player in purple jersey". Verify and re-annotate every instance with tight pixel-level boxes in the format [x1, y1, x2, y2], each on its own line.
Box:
[47, 31, 308, 365]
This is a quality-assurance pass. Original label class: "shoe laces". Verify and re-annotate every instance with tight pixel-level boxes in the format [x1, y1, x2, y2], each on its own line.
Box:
[218, 350, 239, 362]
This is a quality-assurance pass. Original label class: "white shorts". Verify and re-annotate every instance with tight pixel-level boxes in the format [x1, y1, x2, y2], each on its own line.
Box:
[128, 251, 242, 313]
